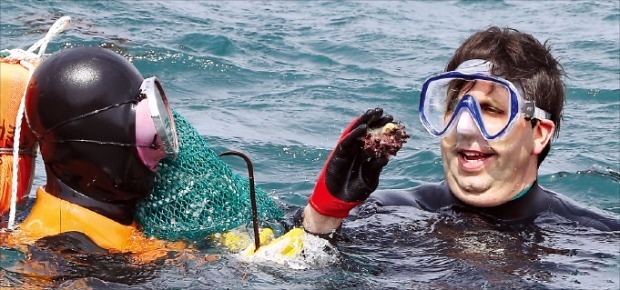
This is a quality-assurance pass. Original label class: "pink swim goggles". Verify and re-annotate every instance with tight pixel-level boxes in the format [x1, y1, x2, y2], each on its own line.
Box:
[135, 77, 179, 170]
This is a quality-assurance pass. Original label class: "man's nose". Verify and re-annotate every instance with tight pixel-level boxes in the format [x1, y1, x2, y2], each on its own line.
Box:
[455, 110, 481, 137]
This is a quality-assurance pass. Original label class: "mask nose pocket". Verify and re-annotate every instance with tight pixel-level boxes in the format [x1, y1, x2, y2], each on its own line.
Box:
[456, 110, 480, 136]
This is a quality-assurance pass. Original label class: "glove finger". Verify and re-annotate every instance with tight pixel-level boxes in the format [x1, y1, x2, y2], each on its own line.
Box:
[362, 156, 389, 190]
[344, 124, 369, 141]
[336, 124, 367, 157]
[355, 108, 384, 127]
[340, 108, 383, 138]
[368, 114, 394, 128]
[366, 156, 389, 171]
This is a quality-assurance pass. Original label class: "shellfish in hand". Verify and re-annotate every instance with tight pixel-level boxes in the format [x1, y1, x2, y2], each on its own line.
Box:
[361, 122, 409, 158]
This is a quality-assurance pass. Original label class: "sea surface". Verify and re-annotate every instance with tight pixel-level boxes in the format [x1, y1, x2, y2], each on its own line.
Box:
[0, 0, 618, 289]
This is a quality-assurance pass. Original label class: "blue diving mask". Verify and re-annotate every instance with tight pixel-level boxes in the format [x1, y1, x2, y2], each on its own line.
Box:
[419, 59, 551, 141]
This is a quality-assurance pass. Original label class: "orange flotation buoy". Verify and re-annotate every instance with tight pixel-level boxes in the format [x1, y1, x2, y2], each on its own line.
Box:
[0, 61, 36, 215]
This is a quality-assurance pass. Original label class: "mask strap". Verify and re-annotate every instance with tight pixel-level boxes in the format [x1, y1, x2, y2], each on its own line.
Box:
[31, 96, 144, 142]
[522, 100, 551, 120]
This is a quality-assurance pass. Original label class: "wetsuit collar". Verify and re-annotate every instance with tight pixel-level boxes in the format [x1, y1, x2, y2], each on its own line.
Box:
[473, 180, 549, 223]
[45, 168, 136, 225]
[511, 183, 533, 201]
[19, 187, 138, 250]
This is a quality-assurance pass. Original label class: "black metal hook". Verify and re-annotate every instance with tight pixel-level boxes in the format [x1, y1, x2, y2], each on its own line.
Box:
[219, 150, 261, 252]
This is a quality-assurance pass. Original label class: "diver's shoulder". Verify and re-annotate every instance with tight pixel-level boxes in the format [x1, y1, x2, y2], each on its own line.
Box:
[539, 185, 620, 231]
[369, 182, 453, 210]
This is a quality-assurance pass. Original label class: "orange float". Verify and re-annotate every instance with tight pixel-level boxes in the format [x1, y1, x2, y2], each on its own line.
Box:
[0, 60, 36, 214]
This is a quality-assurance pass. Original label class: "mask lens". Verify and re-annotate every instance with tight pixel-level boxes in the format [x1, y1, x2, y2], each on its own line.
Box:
[142, 77, 179, 159]
[420, 75, 516, 139]
[135, 97, 166, 170]
[421, 77, 460, 135]
[466, 79, 513, 136]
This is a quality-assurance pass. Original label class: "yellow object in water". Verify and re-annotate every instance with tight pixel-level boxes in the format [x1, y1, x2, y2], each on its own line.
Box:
[218, 228, 275, 252]
[218, 227, 304, 260]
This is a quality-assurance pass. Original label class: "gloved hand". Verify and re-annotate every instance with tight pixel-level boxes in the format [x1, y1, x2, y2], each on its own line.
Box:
[308, 108, 393, 218]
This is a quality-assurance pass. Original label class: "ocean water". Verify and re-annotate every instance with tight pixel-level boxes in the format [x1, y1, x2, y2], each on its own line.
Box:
[1, 0, 619, 289]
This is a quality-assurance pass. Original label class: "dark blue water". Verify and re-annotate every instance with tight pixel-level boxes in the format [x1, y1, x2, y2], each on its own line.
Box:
[1, 1, 618, 289]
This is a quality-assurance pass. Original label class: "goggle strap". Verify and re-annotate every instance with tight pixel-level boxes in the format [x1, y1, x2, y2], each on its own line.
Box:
[522, 100, 551, 120]
[32, 98, 139, 141]
[38, 139, 161, 149]
[532, 107, 551, 120]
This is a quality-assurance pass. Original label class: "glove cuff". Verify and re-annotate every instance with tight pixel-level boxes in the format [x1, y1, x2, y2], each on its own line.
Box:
[309, 178, 363, 218]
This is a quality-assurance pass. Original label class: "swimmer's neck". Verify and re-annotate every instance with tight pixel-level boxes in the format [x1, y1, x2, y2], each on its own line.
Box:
[473, 180, 547, 222]
[511, 182, 534, 201]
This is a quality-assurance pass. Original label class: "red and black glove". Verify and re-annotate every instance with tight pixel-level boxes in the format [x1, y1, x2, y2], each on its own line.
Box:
[309, 108, 393, 218]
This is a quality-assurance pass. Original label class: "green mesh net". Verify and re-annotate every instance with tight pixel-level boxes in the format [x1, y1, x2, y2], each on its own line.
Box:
[135, 110, 283, 241]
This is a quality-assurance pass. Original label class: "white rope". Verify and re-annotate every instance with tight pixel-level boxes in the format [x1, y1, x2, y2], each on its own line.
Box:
[7, 66, 34, 230]
[4, 16, 71, 230]
[27, 16, 72, 58]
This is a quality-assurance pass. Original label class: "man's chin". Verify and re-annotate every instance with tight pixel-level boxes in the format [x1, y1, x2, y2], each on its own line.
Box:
[447, 179, 504, 207]
[448, 174, 490, 194]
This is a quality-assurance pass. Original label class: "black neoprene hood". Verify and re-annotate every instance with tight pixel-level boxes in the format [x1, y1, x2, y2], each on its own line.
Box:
[25, 47, 154, 224]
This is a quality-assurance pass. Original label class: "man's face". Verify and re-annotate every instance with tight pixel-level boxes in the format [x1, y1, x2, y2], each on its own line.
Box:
[440, 80, 539, 207]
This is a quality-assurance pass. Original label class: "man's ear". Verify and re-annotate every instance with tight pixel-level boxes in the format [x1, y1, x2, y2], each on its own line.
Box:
[532, 119, 555, 155]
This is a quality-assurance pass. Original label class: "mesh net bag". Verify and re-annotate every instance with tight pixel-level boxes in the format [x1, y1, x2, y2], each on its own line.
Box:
[135, 110, 283, 241]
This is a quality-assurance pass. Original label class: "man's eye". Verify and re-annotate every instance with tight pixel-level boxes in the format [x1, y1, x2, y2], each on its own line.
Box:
[481, 105, 504, 115]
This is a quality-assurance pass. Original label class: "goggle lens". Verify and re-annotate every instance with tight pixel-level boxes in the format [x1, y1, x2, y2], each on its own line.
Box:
[141, 77, 179, 159]
[421, 77, 516, 138]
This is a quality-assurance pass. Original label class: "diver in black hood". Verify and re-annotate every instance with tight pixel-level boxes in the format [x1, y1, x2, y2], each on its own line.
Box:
[20, 46, 179, 251]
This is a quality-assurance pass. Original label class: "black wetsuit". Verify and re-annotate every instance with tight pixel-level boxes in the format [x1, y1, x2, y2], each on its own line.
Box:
[366, 181, 619, 232]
